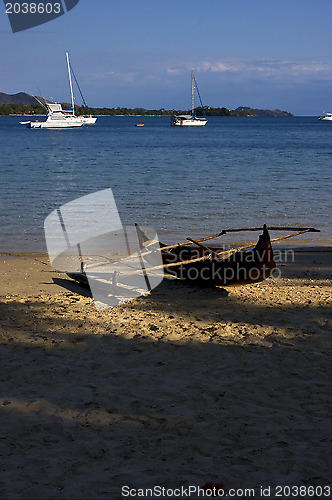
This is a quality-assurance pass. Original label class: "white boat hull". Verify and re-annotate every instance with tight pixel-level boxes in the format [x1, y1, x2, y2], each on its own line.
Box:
[170, 117, 207, 127]
[21, 114, 96, 128]
[23, 118, 83, 129]
[80, 116, 97, 125]
[319, 113, 332, 121]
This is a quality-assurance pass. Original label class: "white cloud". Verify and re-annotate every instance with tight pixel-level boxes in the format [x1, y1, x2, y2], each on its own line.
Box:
[84, 55, 332, 94]
[251, 60, 331, 80]
[167, 58, 332, 81]
[87, 71, 115, 81]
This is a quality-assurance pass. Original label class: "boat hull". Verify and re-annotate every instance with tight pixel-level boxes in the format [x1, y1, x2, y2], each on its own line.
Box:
[162, 226, 275, 286]
[170, 117, 207, 127]
[136, 224, 276, 287]
[22, 114, 84, 128]
[319, 113, 332, 121]
[80, 116, 97, 125]
[28, 122, 83, 129]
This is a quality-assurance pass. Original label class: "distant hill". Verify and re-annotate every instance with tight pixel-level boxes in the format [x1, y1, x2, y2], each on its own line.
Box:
[0, 92, 38, 105]
[235, 106, 293, 117]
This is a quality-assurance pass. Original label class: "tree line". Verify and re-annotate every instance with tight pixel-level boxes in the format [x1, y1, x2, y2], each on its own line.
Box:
[0, 103, 292, 117]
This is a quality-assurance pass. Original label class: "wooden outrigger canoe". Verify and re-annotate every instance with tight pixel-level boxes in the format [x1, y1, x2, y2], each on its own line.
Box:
[66, 225, 319, 291]
[135, 224, 320, 287]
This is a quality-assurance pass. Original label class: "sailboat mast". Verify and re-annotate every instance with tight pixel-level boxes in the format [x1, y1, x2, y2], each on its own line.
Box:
[66, 52, 75, 115]
[191, 70, 194, 118]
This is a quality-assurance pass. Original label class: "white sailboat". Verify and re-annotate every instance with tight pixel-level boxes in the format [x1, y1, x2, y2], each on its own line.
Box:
[80, 114, 97, 125]
[318, 112, 332, 121]
[20, 52, 96, 128]
[65, 53, 97, 125]
[170, 71, 207, 127]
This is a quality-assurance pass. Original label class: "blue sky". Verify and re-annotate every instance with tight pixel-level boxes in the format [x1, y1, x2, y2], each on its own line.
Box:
[1, 0, 331, 115]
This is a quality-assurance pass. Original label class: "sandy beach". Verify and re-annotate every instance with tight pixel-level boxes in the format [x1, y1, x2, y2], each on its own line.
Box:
[0, 250, 331, 499]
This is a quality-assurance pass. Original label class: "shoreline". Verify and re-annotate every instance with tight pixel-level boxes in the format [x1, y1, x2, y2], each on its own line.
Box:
[4, 113, 298, 118]
[1, 239, 331, 255]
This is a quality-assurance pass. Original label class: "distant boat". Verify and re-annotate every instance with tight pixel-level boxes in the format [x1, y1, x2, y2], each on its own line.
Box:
[170, 71, 207, 127]
[20, 101, 83, 129]
[318, 112, 332, 121]
[20, 52, 96, 129]
[80, 114, 97, 125]
[66, 53, 97, 125]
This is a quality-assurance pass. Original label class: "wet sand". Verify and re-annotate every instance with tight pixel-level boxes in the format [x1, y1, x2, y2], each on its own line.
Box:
[0, 250, 331, 498]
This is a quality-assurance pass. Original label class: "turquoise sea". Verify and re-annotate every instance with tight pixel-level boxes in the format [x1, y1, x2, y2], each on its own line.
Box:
[0, 115, 331, 252]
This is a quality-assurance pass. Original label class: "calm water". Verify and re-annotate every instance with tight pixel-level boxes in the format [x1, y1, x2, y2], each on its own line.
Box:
[0, 115, 331, 252]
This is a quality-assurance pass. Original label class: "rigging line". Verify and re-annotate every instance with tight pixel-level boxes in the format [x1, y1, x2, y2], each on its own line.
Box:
[193, 75, 206, 116]
[34, 88, 48, 110]
[69, 62, 88, 108]
[33, 96, 47, 110]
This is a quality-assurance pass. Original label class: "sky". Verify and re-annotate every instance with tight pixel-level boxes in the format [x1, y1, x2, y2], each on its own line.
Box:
[1, 0, 331, 115]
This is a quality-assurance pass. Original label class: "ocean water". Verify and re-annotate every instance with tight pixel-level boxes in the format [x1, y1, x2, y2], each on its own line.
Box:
[0, 115, 331, 252]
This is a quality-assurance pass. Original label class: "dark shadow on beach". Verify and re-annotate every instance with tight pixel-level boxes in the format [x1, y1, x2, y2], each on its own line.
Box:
[0, 281, 331, 499]
[52, 277, 92, 298]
